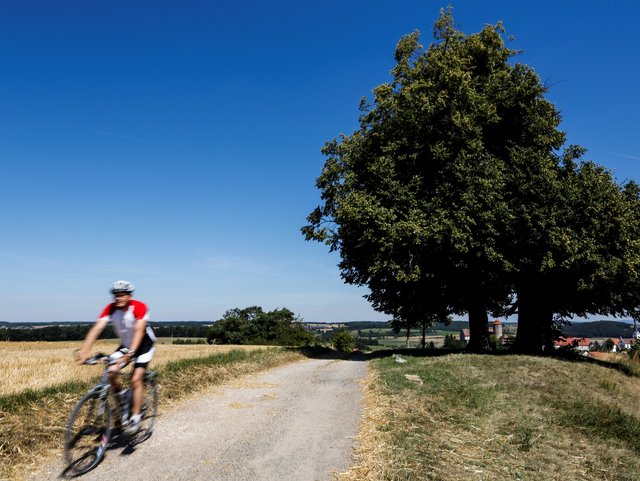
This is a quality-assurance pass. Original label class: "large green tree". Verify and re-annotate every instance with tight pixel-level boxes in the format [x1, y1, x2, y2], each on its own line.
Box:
[303, 10, 532, 350]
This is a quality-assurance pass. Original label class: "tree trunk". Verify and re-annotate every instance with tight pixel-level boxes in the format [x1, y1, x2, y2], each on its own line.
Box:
[512, 282, 553, 354]
[466, 299, 489, 352]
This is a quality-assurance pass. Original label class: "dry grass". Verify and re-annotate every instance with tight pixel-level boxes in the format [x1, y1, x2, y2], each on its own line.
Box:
[0, 344, 307, 481]
[335, 367, 394, 481]
[0, 340, 268, 395]
[337, 352, 640, 481]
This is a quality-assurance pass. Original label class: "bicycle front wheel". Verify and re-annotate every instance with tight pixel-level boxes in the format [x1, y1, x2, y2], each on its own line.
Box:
[135, 371, 158, 443]
[64, 391, 112, 476]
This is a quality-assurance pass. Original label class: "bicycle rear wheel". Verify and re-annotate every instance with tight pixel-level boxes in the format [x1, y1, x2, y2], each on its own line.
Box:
[132, 371, 158, 444]
[64, 391, 112, 476]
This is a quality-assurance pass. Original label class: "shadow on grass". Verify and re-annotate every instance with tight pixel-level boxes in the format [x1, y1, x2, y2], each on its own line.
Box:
[555, 397, 640, 454]
[366, 346, 466, 359]
[549, 350, 640, 377]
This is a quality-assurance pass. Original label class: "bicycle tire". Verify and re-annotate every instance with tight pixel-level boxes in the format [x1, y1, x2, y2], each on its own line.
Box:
[64, 390, 112, 476]
[131, 371, 158, 444]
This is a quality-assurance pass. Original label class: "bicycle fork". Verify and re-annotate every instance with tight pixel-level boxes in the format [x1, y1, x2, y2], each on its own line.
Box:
[94, 386, 111, 458]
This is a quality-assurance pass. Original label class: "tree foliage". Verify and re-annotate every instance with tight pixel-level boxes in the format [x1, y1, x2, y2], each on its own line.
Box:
[206, 306, 314, 346]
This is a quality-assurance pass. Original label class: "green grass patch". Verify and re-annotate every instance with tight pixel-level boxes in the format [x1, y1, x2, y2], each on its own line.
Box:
[341, 352, 640, 481]
[0, 380, 90, 413]
[162, 347, 253, 371]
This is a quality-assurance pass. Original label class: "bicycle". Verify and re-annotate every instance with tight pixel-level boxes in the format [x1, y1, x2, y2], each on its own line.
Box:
[63, 351, 158, 476]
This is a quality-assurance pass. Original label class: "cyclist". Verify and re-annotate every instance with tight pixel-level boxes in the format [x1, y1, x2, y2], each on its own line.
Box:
[78, 280, 156, 435]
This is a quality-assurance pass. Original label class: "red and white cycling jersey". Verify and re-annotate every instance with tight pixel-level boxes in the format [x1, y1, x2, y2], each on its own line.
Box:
[98, 300, 156, 349]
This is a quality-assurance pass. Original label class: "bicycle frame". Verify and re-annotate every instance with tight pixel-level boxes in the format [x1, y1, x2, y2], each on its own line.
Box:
[64, 351, 158, 475]
[86, 353, 139, 425]
[85, 350, 158, 429]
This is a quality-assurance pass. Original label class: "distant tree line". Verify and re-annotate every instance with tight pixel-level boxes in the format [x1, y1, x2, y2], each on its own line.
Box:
[561, 321, 635, 339]
[341, 321, 389, 330]
[0, 324, 110, 342]
[154, 325, 210, 338]
[0, 323, 210, 342]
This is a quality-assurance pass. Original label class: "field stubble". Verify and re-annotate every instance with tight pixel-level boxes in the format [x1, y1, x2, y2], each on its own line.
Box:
[0, 340, 268, 395]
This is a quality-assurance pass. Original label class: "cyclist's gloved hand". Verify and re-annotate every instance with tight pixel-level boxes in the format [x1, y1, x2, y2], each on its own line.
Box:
[77, 350, 89, 365]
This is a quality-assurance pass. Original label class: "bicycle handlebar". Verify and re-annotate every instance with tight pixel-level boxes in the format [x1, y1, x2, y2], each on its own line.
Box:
[85, 348, 133, 366]
[85, 353, 109, 365]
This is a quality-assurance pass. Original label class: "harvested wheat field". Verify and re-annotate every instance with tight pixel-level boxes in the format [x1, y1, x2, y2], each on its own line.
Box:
[1, 343, 306, 481]
[0, 340, 268, 395]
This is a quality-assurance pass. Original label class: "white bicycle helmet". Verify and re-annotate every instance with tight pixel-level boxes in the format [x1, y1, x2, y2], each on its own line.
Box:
[111, 280, 135, 294]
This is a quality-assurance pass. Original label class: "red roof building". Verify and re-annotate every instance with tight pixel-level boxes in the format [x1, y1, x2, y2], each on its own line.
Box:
[554, 337, 591, 352]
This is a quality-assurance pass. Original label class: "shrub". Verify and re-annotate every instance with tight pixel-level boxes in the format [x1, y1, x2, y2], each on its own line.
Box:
[332, 330, 356, 352]
[207, 306, 314, 346]
[628, 341, 640, 361]
[443, 334, 465, 350]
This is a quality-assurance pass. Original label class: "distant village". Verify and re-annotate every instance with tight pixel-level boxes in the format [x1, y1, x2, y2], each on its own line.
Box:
[459, 319, 640, 354]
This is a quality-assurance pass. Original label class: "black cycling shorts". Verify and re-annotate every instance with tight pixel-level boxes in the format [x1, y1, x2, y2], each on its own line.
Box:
[111, 338, 155, 369]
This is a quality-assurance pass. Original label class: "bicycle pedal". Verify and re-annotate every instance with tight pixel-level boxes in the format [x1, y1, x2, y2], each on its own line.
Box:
[124, 421, 141, 437]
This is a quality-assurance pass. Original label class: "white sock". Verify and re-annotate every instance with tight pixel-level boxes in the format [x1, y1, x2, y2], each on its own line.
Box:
[130, 414, 141, 423]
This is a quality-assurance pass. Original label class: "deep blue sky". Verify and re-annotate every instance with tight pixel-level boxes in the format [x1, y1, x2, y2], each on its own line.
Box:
[1, 1, 639, 322]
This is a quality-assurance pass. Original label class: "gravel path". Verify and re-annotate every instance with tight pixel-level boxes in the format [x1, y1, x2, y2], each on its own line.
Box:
[30, 355, 368, 481]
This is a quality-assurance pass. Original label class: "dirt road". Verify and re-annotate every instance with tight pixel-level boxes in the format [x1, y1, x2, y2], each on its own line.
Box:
[30, 355, 368, 481]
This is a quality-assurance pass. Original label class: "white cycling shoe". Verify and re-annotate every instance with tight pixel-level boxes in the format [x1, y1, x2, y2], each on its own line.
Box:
[124, 415, 141, 436]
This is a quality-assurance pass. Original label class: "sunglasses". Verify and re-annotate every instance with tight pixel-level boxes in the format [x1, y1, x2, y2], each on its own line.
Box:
[113, 292, 131, 298]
